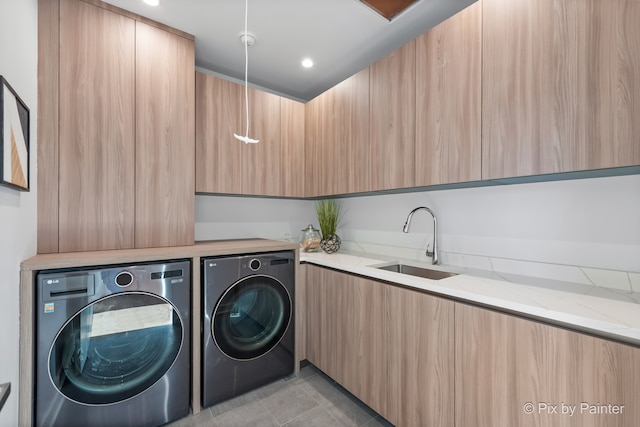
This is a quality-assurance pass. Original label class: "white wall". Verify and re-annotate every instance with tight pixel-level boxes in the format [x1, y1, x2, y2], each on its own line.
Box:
[195, 195, 314, 243]
[0, 0, 38, 425]
[338, 174, 640, 273]
[196, 174, 640, 276]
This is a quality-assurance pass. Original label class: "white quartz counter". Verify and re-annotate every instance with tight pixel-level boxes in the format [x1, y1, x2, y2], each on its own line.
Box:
[300, 251, 640, 347]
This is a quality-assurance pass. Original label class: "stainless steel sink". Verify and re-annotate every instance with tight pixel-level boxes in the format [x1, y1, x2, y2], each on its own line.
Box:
[376, 263, 457, 280]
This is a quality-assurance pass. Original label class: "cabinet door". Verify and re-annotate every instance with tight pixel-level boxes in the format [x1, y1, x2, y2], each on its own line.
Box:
[482, 0, 640, 179]
[385, 285, 454, 427]
[58, 0, 136, 252]
[280, 98, 305, 197]
[135, 22, 195, 248]
[415, 2, 481, 186]
[195, 72, 243, 194]
[305, 265, 386, 415]
[303, 94, 326, 197]
[455, 302, 640, 427]
[303, 69, 370, 197]
[370, 41, 416, 191]
[242, 88, 281, 196]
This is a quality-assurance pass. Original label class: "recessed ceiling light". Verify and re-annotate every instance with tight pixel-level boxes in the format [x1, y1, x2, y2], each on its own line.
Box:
[143, 0, 160, 6]
[301, 58, 314, 68]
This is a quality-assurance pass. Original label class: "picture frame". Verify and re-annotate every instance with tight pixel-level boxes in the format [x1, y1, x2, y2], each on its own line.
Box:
[1, 75, 30, 191]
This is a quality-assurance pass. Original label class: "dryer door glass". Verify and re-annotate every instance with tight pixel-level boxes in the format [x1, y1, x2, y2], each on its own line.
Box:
[48, 292, 183, 405]
[212, 275, 292, 360]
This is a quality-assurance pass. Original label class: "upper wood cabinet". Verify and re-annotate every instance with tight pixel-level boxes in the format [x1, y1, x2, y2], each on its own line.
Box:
[415, 2, 482, 186]
[37, 0, 195, 253]
[369, 40, 416, 191]
[134, 22, 195, 248]
[195, 72, 305, 197]
[304, 69, 370, 197]
[242, 88, 282, 196]
[455, 302, 640, 427]
[482, 0, 640, 180]
[195, 72, 243, 194]
[280, 98, 306, 198]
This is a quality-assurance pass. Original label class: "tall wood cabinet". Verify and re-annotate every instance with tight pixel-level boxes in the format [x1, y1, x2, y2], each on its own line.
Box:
[57, 0, 136, 252]
[455, 302, 640, 427]
[415, 2, 482, 186]
[134, 22, 195, 248]
[482, 0, 640, 179]
[37, 0, 195, 253]
[304, 69, 370, 197]
[195, 72, 305, 197]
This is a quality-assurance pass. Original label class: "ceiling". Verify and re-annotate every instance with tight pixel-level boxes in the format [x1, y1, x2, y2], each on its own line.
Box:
[102, 0, 477, 101]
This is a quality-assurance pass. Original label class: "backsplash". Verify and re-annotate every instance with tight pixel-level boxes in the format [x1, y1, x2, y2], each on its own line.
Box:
[339, 240, 640, 294]
[195, 174, 640, 294]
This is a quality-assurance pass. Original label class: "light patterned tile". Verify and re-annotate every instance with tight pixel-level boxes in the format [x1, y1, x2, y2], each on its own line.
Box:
[260, 381, 320, 425]
[165, 408, 217, 427]
[297, 371, 345, 407]
[208, 390, 260, 417]
[212, 399, 278, 427]
[323, 391, 378, 427]
[282, 406, 342, 427]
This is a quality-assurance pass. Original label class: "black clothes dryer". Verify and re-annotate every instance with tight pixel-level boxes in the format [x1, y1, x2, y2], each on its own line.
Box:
[201, 251, 295, 408]
[35, 260, 191, 427]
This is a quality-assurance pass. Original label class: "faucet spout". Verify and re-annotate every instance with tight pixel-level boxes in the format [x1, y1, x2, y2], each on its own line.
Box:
[403, 206, 439, 265]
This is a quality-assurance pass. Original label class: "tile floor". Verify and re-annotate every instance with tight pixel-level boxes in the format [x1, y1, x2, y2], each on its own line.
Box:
[168, 363, 394, 427]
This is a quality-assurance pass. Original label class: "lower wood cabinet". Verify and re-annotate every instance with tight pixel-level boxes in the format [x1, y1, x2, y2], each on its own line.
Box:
[304, 265, 454, 426]
[305, 266, 640, 427]
[455, 302, 640, 427]
[385, 284, 454, 427]
[305, 265, 387, 416]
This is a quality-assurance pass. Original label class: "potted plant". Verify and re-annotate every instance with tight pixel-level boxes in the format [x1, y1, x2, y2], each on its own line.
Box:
[315, 199, 342, 254]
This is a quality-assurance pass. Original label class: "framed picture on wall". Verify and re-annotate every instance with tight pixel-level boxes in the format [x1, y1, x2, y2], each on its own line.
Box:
[1, 75, 30, 191]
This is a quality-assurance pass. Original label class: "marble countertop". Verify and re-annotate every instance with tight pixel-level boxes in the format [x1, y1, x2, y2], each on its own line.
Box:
[300, 250, 640, 347]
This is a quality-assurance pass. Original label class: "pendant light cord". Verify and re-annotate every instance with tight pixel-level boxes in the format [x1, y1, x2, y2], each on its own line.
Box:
[242, 0, 250, 138]
[233, 0, 258, 143]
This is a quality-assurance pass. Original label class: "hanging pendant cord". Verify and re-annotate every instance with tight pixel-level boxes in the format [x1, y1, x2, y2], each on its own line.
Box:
[233, 0, 259, 143]
[242, 0, 250, 138]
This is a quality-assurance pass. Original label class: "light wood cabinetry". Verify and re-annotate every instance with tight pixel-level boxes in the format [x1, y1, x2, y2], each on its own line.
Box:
[242, 88, 282, 196]
[135, 22, 195, 248]
[57, 0, 136, 252]
[415, 2, 482, 186]
[37, 0, 195, 253]
[455, 302, 640, 427]
[305, 265, 454, 425]
[195, 72, 305, 197]
[195, 72, 243, 194]
[305, 265, 387, 416]
[304, 69, 370, 197]
[385, 284, 454, 427]
[280, 98, 306, 197]
[482, 0, 640, 179]
[369, 41, 416, 191]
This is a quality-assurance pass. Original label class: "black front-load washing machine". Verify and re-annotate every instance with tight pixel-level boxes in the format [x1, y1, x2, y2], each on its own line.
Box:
[35, 260, 191, 427]
[201, 251, 295, 408]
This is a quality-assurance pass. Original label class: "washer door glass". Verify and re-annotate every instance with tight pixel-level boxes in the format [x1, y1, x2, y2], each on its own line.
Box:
[49, 293, 183, 405]
[212, 275, 291, 360]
